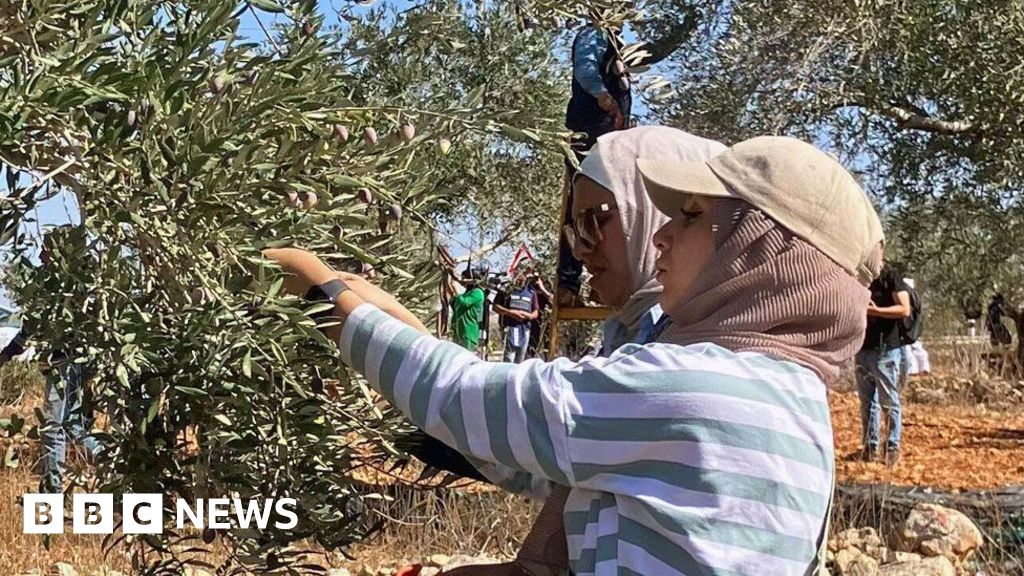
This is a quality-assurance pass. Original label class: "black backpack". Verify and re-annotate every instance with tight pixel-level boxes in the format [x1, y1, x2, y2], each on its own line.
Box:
[899, 285, 924, 345]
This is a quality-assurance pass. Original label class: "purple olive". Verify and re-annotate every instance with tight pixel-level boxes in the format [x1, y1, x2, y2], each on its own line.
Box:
[302, 191, 318, 209]
[333, 124, 349, 142]
[400, 124, 416, 142]
[357, 188, 373, 204]
[287, 191, 301, 207]
[388, 203, 403, 220]
[363, 127, 379, 146]
[209, 77, 225, 94]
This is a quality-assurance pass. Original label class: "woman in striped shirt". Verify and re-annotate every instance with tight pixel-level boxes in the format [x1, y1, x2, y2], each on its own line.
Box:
[490, 126, 727, 576]
[266, 135, 883, 575]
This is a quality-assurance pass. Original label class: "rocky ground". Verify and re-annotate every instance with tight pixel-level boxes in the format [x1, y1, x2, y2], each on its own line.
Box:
[827, 503, 985, 576]
[830, 386, 1024, 489]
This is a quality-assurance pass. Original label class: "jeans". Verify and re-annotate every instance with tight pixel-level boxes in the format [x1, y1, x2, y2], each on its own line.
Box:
[855, 347, 903, 450]
[504, 326, 531, 364]
[557, 159, 584, 295]
[39, 362, 101, 493]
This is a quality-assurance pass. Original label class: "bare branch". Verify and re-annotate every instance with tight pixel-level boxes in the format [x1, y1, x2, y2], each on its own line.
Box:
[878, 105, 976, 135]
[454, 226, 517, 263]
[830, 98, 978, 135]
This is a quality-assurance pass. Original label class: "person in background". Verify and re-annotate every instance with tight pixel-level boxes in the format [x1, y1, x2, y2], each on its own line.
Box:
[856, 263, 912, 467]
[526, 271, 553, 359]
[0, 228, 102, 493]
[262, 134, 883, 575]
[493, 270, 539, 363]
[566, 23, 630, 151]
[900, 278, 931, 379]
[449, 265, 487, 354]
[986, 293, 1013, 346]
[557, 21, 633, 307]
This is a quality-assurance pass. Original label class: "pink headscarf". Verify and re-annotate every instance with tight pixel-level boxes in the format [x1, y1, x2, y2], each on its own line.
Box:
[658, 199, 883, 383]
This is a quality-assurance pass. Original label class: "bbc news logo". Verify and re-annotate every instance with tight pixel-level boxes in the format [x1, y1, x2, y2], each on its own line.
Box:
[23, 494, 298, 534]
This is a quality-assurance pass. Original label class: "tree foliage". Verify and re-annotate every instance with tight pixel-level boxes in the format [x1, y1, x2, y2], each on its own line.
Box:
[657, 0, 1024, 329]
[0, 0, 641, 570]
[341, 0, 569, 260]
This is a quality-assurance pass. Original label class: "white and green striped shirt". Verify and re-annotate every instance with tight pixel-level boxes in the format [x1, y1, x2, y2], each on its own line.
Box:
[340, 304, 834, 576]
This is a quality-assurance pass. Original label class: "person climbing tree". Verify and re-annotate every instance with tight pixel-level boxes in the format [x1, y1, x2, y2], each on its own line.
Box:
[557, 20, 632, 306]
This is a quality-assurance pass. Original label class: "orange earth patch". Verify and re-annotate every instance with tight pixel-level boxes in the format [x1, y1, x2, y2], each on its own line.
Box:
[831, 390, 1024, 490]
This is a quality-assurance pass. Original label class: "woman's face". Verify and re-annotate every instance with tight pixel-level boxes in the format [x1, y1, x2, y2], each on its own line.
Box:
[652, 195, 716, 311]
[570, 176, 631, 308]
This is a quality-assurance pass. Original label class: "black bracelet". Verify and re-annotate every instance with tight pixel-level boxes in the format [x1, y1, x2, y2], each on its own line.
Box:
[304, 278, 350, 321]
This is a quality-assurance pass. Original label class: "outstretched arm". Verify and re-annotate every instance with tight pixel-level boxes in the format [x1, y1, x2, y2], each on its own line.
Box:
[263, 248, 580, 488]
[264, 248, 429, 338]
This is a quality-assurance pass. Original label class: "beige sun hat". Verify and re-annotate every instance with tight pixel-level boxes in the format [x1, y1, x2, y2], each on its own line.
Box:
[637, 136, 884, 285]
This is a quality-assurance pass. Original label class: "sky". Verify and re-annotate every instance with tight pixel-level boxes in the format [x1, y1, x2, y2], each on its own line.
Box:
[0, 0, 566, 309]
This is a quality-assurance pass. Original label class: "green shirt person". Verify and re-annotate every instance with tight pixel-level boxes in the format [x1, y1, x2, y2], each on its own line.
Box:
[450, 266, 486, 351]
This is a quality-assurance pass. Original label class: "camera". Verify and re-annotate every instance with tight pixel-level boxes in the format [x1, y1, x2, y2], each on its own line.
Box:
[485, 271, 512, 293]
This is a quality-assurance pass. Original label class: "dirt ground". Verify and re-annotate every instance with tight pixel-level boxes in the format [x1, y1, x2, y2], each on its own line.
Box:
[831, 389, 1024, 490]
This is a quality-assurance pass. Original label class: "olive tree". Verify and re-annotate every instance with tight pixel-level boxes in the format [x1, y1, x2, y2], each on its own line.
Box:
[654, 0, 1024, 332]
[0, 0, 641, 571]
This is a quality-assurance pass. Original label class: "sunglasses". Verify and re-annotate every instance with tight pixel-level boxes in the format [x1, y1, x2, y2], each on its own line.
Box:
[563, 203, 617, 252]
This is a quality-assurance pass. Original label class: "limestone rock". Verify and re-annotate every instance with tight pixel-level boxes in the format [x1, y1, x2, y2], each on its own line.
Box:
[440, 555, 503, 569]
[427, 554, 451, 567]
[898, 504, 983, 564]
[831, 527, 883, 552]
[845, 555, 879, 576]
[47, 564, 78, 576]
[863, 545, 886, 562]
[879, 556, 956, 576]
[879, 547, 922, 565]
[893, 551, 921, 564]
[834, 546, 863, 574]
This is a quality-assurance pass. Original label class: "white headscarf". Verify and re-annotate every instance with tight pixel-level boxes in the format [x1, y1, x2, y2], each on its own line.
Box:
[577, 126, 727, 338]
